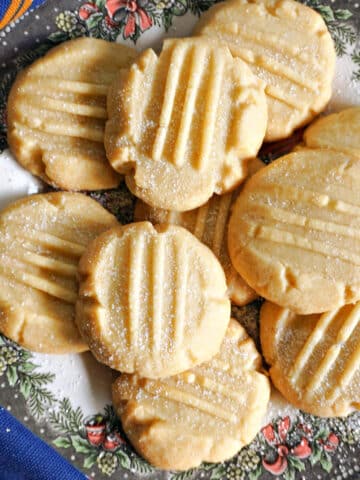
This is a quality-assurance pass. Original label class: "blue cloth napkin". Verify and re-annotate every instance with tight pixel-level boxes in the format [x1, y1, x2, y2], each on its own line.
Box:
[0, 407, 87, 480]
[0, 0, 47, 29]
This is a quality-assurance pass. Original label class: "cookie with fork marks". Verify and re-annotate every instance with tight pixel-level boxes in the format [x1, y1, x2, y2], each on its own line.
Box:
[194, 0, 335, 141]
[0, 192, 118, 353]
[113, 319, 270, 470]
[105, 37, 267, 211]
[7, 37, 137, 190]
[261, 301, 360, 417]
[76, 221, 231, 378]
[228, 149, 360, 314]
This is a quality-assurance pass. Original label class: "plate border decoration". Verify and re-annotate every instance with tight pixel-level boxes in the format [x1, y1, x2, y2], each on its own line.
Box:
[0, 0, 360, 479]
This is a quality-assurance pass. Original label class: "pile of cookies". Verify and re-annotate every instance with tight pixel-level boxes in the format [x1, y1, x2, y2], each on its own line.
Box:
[229, 111, 360, 419]
[2, 0, 360, 472]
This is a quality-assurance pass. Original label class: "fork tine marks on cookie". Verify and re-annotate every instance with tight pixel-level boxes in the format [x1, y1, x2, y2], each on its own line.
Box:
[152, 44, 186, 162]
[8, 37, 137, 190]
[197, 50, 225, 171]
[211, 193, 233, 257]
[141, 379, 239, 423]
[194, 0, 335, 141]
[173, 45, 207, 167]
[135, 189, 258, 306]
[289, 310, 340, 382]
[0, 192, 118, 354]
[150, 235, 165, 360]
[112, 319, 270, 470]
[261, 301, 360, 416]
[106, 37, 267, 211]
[326, 344, 360, 404]
[128, 233, 145, 355]
[173, 237, 188, 350]
[229, 150, 360, 314]
[305, 304, 360, 400]
[76, 222, 230, 379]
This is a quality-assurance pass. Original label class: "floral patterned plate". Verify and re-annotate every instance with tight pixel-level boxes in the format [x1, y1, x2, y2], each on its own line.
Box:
[0, 1, 360, 479]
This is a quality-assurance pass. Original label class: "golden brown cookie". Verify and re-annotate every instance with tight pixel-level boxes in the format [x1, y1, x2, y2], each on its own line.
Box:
[260, 301, 360, 417]
[194, 0, 336, 141]
[304, 107, 360, 156]
[228, 149, 360, 314]
[105, 37, 267, 211]
[113, 318, 270, 470]
[0, 192, 118, 353]
[7, 37, 137, 190]
[76, 222, 230, 378]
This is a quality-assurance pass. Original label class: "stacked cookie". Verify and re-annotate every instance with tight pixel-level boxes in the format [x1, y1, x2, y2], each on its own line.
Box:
[5, 0, 360, 473]
[4, 30, 274, 469]
[76, 216, 270, 468]
[229, 110, 360, 417]
[0, 192, 271, 470]
[194, 0, 336, 142]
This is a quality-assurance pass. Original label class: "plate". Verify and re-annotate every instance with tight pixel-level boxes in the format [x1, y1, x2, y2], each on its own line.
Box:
[0, 1, 360, 479]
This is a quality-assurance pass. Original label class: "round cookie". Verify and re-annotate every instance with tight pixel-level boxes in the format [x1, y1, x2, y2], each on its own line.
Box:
[113, 319, 270, 470]
[76, 222, 231, 378]
[194, 0, 336, 142]
[7, 37, 137, 190]
[0, 192, 118, 353]
[260, 301, 360, 417]
[304, 107, 360, 156]
[105, 37, 267, 211]
[228, 149, 360, 314]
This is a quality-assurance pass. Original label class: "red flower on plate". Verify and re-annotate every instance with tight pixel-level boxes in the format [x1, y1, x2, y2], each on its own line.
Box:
[78, 2, 100, 20]
[263, 445, 289, 476]
[262, 424, 276, 444]
[291, 437, 312, 459]
[320, 432, 339, 452]
[105, 0, 152, 38]
[261, 416, 312, 476]
[278, 416, 291, 442]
